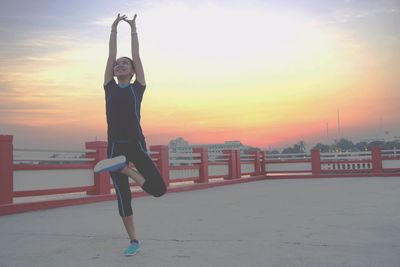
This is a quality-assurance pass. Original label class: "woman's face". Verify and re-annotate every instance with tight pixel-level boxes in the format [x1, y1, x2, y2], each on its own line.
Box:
[113, 57, 134, 78]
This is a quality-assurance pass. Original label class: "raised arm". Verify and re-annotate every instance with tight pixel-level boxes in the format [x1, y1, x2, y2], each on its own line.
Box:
[124, 14, 146, 86]
[104, 14, 127, 86]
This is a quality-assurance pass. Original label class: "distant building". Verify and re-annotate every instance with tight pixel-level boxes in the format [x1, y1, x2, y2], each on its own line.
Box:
[359, 135, 400, 143]
[168, 137, 260, 165]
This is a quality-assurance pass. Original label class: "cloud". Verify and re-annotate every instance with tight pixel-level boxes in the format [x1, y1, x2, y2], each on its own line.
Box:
[89, 17, 115, 26]
[1, 0, 399, 149]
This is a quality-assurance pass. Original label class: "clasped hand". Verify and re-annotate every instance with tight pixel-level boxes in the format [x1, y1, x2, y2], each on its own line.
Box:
[112, 13, 137, 31]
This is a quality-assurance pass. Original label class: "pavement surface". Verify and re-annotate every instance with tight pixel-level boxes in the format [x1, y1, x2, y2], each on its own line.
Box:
[1, 176, 400, 267]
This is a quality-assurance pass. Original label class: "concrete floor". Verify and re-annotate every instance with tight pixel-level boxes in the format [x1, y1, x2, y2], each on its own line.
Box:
[1, 176, 400, 267]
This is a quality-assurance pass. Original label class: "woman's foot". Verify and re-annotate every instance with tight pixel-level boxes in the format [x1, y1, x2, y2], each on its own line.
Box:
[94, 155, 127, 173]
[124, 240, 140, 256]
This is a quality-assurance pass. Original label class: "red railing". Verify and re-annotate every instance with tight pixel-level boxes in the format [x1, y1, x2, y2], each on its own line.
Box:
[0, 135, 267, 215]
[1, 134, 399, 215]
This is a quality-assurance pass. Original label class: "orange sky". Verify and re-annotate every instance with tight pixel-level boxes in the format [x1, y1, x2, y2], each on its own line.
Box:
[1, 0, 399, 150]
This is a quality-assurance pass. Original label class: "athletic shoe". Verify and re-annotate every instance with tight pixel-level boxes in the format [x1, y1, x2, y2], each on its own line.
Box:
[124, 240, 140, 256]
[93, 155, 127, 173]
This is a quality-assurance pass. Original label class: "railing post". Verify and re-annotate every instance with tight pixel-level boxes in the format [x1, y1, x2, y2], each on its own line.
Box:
[223, 149, 237, 180]
[236, 150, 241, 178]
[311, 148, 321, 176]
[85, 141, 110, 195]
[0, 135, 13, 204]
[149, 145, 170, 188]
[371, 146, 383, 175]
[260, 151, 266, 175]
[251, 151, 261, 176]
[193, 147, 209, 183]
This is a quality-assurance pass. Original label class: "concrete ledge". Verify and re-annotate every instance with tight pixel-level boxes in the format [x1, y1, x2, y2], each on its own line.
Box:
[0, 175, 268, 216]
[1, 173, 399, 216]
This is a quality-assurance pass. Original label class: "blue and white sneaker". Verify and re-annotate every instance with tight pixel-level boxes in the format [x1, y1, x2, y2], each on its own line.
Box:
[124, 240, 140, 256]
[94, 155, 127, 173]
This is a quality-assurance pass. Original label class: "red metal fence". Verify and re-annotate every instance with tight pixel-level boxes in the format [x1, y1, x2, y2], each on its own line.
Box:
[1, 135, 399, 215]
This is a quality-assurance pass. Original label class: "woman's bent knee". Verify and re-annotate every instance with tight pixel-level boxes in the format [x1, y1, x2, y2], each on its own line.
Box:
[154, 187, 166, 197]
[151, 184, 167, 197]
[142, 180, 167, 197]
[152, 182, 167, 197]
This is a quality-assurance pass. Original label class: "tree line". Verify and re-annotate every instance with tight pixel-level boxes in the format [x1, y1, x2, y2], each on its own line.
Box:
[268, 138, 400, 154]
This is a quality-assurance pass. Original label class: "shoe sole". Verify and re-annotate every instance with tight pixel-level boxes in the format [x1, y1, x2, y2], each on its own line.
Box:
[124, 248, 139, 256]
[94, 155, 126, 173]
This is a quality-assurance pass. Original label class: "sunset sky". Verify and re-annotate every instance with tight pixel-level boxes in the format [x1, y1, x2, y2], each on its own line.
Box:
[1, 0, 399, 150]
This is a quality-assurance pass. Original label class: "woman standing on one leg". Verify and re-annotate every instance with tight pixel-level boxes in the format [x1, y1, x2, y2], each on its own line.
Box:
[94, 13, 167, 256]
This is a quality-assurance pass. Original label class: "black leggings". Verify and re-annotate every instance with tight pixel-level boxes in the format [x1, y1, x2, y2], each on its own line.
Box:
[107, 139, 167, 217]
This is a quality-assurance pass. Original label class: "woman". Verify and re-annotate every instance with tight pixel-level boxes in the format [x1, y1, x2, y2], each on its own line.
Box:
[94, 13, 167, 256]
